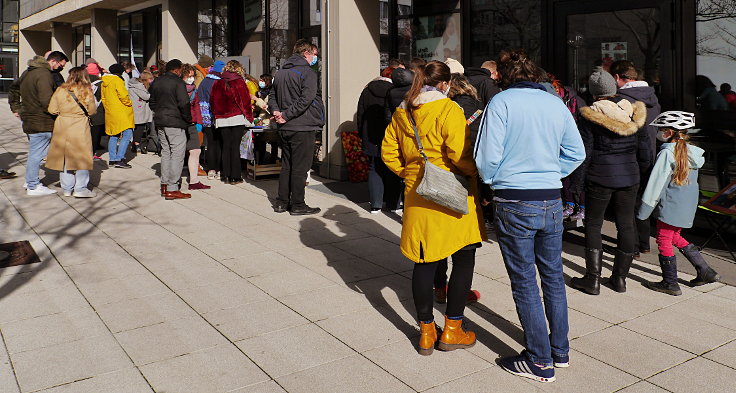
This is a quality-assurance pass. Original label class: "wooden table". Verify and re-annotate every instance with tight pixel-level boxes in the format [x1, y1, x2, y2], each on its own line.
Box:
[246, 127, 282, 180]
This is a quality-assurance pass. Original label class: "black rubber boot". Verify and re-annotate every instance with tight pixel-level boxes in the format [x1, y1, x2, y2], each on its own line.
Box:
[679, 244, 720, 286]
[570, 248, 602, 295]
[609, 250, 635, 293]
[645, 255, 682, 296]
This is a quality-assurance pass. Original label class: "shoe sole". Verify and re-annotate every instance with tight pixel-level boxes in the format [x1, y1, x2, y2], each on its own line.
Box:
[289, 211, 321, 216]
[690, 274, 720, 287]
[644, 282, 682, 296]
[437, 340, 475, 351]
[418, 347, 434, 356]
[500, 364, 556, 383]
[554, 362, 569, 368]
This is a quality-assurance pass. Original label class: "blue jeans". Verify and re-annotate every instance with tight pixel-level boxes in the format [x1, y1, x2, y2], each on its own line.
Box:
[108, 128, 133, 162]
[59, 169, 90, 192]
[25, 132, 52, 190]
[494, 198, 569, 366]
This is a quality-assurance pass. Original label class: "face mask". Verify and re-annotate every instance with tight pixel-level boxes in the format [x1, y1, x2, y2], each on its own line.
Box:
[656, 130, 671, 142]
[309, 55, 318, 66]
[442, 83, 451, 96]
[258, 81, 266, 89]
[185, 77, 195, 85]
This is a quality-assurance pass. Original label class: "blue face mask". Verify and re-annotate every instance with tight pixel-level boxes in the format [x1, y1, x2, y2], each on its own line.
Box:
[309, 55, 318, 66]
[258, 81, 266, 89]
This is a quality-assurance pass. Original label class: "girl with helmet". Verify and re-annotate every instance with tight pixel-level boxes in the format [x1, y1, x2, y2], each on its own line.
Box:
[638, 111, 720, 295]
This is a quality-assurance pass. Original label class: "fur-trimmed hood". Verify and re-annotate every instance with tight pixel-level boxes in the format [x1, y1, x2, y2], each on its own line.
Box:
[580, 99, 646, 136]
[399, 90, 448, 109]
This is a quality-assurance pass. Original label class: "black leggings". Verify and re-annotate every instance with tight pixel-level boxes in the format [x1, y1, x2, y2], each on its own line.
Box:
[584, 183, 638, 253]
[220, 125, 245, 180]
[413, 247, 476, 322]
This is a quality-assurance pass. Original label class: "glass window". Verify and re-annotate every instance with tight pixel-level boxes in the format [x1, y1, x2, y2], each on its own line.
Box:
[118, 16, 130, 62]
[3, 0, 18, 22]
[469, 0, 541, 68]
[696, 1, 736, 111]
[268, 0, 298, 72]
[131, 13, 145, 69]
[214, 0, 229, 58]
[198, 0, 214, 58]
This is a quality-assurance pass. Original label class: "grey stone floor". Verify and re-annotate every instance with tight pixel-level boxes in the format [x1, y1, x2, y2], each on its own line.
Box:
[0, 101, 735, 393]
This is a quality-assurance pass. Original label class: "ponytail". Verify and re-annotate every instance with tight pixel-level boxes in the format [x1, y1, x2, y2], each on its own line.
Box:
[403, 60, 451, 119]
[671, 131, 691, 186]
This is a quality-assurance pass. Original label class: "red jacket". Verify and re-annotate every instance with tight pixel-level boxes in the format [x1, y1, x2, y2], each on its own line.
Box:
[186, 83, 203, 124]
[210, 71, 254, 122]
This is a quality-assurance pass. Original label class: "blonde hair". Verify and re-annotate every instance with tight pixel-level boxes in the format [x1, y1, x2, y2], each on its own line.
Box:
[224, 60, 245, 77]
[61, 66, 93, 110]
[138, 71, 154, 89]
[448, 73, 479, 100]
[670, 129, 691, 186]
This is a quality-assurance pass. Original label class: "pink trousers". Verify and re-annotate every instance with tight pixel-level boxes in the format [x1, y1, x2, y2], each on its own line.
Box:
[656, 220, 690, 257]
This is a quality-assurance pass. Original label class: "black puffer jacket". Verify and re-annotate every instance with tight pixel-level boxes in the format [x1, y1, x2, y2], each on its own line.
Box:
[357, 78, 393, 157]
[385, 68, 413, 121]
[579, 96, 650, 188]
[149, 72, 192, 129]
[268, 54, 325, 131]
[617, 85, 661, 166]
[464, 67, 501, 106]
[451, 94, 483, 144]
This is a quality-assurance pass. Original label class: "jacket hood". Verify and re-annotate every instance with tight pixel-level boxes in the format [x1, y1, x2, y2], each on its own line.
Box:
[391, 68, 414, 87]
[282, 54, 309, 69]
[464, 67, 491, 78]
[366, 78, 392, 97]
[618, 86, 660, 108]
[661, 143, 705, 169]
[580, 99, 647, 136]
[220, 71, 243, 82]
[128, 78, 145, 89]
[398, 90, 453, 136]
[28, 56, 50, 70]
[101, 74, 123, 88]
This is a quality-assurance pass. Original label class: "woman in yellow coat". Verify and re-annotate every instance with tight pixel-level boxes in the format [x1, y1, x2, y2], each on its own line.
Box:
[382, 61, 485, 355]
[46, 66, 97, 197]
[101, 64, 135, 168]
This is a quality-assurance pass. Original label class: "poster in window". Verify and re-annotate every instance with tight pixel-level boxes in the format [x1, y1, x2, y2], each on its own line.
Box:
[704, 182, 736, 215]
[414, 13, 461, 62]
[601, 42, 627, 71]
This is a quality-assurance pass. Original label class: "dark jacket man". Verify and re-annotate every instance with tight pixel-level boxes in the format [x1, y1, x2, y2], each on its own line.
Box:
[9, 56, 56, 134]
[357, 77, 393, 157]
[150, 72, 192, 128]
[385, 67, 413, 118]
[464, 67, 501, 106]
[268, 54, 324, 131]
[617, 85, 661, 165]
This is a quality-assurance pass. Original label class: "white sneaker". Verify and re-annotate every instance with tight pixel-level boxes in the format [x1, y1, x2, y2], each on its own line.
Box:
[207, 170, 216, 180]
[62, 190, 73, 197]
[72, 189, 96, 198]
[22, 182, 27, 189]
[26, 184, 57, 196]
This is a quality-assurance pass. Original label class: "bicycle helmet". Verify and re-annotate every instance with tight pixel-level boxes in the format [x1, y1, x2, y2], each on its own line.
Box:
[649, 111, 695, 130]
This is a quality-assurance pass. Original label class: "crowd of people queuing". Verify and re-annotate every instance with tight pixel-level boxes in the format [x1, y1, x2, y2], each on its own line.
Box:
[5, 42, 724, 384]
[363, 50, 722, 382]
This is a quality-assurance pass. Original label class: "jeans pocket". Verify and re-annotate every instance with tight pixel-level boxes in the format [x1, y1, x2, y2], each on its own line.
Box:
[497, 205, 538, 238]
[552, 206, 564, 233]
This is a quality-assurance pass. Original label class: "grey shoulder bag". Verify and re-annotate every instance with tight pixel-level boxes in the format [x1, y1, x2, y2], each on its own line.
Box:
[408, 112, 469, 215]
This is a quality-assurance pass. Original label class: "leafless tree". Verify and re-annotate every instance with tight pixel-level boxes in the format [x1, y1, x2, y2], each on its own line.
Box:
[491, 0, 542, 59]
[696, 0, 736, 22]
[612, 9, 660, 81]
[696, 0, 736, 61]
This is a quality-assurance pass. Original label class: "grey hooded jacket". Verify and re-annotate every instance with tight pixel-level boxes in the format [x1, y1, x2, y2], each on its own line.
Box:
[128, 78, 153, 124]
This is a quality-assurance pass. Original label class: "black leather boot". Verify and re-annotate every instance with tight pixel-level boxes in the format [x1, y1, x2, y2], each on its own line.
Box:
[570, 248, 602, 295]
[679, 244, 720, 286]
[645, 255, 682, 296]
[609, 250, 635, 293]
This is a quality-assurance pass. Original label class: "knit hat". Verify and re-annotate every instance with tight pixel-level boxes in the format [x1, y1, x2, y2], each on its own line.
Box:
[85, 58, 98, 65]
[211, 60, 225, 73]
[86, 62, 100, 76]
[198, 55, 215, 68]
[109, 64, 125, 76]
[444, 58, 464, 74]
[588, 67, 617, 97]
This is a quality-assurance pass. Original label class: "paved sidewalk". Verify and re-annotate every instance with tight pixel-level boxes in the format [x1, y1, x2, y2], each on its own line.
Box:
[0, 103, 735, 393]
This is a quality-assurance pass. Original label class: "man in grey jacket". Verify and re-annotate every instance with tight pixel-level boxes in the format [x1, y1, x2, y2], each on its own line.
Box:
[269, 39, 325, 215]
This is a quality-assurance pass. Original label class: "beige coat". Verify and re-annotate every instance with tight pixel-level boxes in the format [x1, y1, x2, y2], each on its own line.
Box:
[46, 87, 96, 171]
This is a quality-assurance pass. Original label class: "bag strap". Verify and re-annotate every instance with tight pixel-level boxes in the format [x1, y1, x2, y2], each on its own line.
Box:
[407, 111, 429, 162]
[67, 90, 90, 118]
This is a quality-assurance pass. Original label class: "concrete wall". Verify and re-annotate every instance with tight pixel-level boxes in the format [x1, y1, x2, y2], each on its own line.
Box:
[322, 0, 380, 179]
[161, 0, 197, 63]
[51, 22, 74, 79]
[19, 30, 51, 74]
[91, 9, 118, 70]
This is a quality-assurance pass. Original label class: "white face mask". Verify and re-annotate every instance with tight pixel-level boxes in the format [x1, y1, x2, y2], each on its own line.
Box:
[442, 83, 451, 96]
[656, 130, 671, 142]
[185, 77, 195, 85]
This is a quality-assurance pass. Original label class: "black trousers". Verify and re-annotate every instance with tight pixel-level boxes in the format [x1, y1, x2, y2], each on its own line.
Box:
[133, 123, 147, 144]
[220, 125, 245, 180]
[203, 127, 222, 172]
[277, 130, 316, 208]
[413, 248, 476, 322]
[584, 183, 638, 253]
[90, 124, 104, 154]
[367, 155, 403, 210]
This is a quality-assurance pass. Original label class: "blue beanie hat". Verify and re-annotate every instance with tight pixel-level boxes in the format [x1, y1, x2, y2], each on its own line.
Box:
[212, 60, 225, 73]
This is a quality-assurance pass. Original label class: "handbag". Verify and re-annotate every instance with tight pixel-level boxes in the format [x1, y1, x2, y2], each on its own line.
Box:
[408, 112, 469, 215]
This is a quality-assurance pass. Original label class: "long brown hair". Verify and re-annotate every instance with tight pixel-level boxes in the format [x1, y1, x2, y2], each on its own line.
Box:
[497, 48, 542, 88]
[670, 129, 691, 186]
[403, 60, 451, 118]
[61, 66, 93, 109]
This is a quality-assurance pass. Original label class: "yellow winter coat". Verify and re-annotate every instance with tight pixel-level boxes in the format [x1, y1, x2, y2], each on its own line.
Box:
[46, 87, 96, 171]
[100, 74, 134, 135]
[382, 90, 486, 263]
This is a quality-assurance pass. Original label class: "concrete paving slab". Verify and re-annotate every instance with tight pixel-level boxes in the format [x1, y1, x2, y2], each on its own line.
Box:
[279, 284, 376, 322]
[95, 292, 199, 333]
[36, 368, 153, 393]
[0, 283, 90, 324]
[533, 349, 640, 393]
[621, 308, 736, 354]
[647, 357, 736, 393]
[202, 298, 308, 342]
[235, 323, 354, 378]
[220, 251, 302, 279]
[247, 264, 336, 298]
[423, 366, 545, 393]
[74, 272, 170, 307]
[176, 277, 270, 313]
[616, 381, 671, 393]
[663, 293, 736, 330]
[139, 344, 269, 393]
[703, 339, 736, 369]
[153, 264, 240, 291]
[197, 238, 269, 261]
[276, 354, 414, 393]
[708, 284, 736, 301]
[229, 380, 287, 393]
[10, 334, 131, 392]
[0, 333, 20, 393]
[571, 326, 694, 379]
[294, 256, 394, 284]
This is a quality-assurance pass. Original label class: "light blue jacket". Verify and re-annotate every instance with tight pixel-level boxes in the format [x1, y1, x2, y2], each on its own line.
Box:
[473, 87, 585, 191]
[638, 143, 705, 228]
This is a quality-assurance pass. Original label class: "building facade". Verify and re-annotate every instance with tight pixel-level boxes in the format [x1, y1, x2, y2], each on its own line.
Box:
[17, 0, 735, 180]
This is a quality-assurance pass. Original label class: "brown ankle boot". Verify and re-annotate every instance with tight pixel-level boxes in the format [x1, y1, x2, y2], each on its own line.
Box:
[438, 316, 476, 351]
[418, 321, 438, 356]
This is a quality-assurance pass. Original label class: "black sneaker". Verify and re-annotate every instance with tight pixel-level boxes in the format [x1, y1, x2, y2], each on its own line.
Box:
[115, 161, 132, 169]
[499, 354, 555, 383]
[289, 206, 321, 216]
[553, 353, 569, 368]
[273, 204, 288, 213]
[370, 207, 381, 214]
